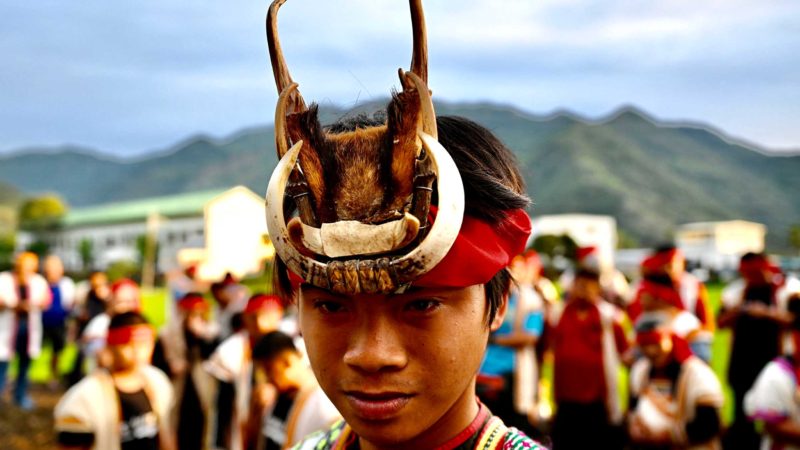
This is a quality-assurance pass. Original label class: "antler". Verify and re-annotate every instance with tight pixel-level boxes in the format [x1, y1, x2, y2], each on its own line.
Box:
[267, 0, 306, 115]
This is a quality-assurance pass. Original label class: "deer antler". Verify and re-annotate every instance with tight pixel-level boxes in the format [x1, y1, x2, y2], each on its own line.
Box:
[267, 0, 306, 116]
[409, 0, 428, 85]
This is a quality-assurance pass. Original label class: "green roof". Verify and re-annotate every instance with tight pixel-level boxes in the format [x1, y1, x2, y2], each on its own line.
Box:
[62, 188, 231, 228]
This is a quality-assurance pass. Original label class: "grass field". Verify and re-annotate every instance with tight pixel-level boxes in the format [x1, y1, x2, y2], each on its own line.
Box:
[18, 280, 736, 423]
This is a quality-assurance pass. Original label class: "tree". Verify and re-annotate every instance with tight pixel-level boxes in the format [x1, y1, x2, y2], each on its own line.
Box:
[0, 234, 15, 272]
[79, 238, 94, 271]
[18, 194, 68, 232]
[790, 225, 800, 255]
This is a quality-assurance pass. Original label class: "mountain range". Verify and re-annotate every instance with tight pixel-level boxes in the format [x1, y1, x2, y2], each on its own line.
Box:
[1, 101, 798, 250]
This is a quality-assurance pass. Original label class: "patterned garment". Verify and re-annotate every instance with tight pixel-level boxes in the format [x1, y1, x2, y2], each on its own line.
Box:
[291, 405, 546, 450]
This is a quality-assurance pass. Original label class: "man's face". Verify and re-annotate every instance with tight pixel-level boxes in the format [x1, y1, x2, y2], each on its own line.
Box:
[640, 333, 672, 368]
[262, 350, 302, 393]
[298, 284, 499, 447]
[108, 332, 155, 372]
[571, 276, 601, 303]
[111, 285, 139, 314]
[245, 307, 283, 337]
[15, 254, 38, 278]
[44, 256, 64, 282]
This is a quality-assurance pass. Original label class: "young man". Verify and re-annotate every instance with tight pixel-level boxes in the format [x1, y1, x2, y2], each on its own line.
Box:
[0, 251, 51, 409]
[153, 292, 220, 450]
[41, 255, 76, 387]
[263, 2, 544, 448]
[54, 311, 175, 450]
[628, 317, 724, 449]
[82, 278, 142, 370]
[67, 271, 110, 386]
[718, 253, 799, 448]
[548, 268, 630, 449]
[248, 331, 340, 450]
[205, 293, 285, 450]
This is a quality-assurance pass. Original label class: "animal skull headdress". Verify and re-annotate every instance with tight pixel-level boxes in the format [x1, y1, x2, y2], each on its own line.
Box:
[264, 0, 465, 295]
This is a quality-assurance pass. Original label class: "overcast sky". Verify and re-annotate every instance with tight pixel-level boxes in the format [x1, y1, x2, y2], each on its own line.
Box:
[1, 0, 798, 156]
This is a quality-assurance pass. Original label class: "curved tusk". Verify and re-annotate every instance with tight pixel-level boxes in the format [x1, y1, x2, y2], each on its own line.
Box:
[265, 140, 328, 284]
[391, 132, 464, 282]
[274, 83, 299, 158]
[403, 71, 437, 140]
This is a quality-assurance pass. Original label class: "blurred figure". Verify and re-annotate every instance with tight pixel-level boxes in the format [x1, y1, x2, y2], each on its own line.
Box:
[67, 271, 110, 385]
[549, 267, 630, 449]
[211, 273, 249, 339]
[81, 278, 142, 370]
[719, 253, 800, 449]
[630, 277, 709, 363]
[560, 246, 630, 307]
[247, 331, 340, 450]
[41, 255, 76, 388]
[628, 247, 714, 357]
[54, 311, 175, 450]
[205, 293, 284, 450]
[744, 295, 800, 450]
[477, 252, 545, 435]
[628, 317, 723, 449]
[154, 292, 220, 450]
[0, 252, 51, 409]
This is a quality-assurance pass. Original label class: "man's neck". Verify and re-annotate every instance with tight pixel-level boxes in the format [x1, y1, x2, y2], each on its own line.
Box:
[112, 366, 144, 393]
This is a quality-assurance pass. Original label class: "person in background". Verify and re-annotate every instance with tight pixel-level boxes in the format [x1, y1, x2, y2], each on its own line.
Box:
[744, 295, 800, 450]
[81, 278, 142, 371]
[560, 246, 630, 308]
[477, 252, 545, 436]
[205, 293, 285, 450]
[210, 273, 249, 339]
[247, 331, 340, 450]
[719, 252, 800, 449]
[54, 311, 175, 450]
[0, 251, 51, 409]
[628, 316, 724, 449]
[549, 266, 630, 450]
[67, 271, 110, 386]
[153, 292, 220, 450]
[41, 255, 76, 388]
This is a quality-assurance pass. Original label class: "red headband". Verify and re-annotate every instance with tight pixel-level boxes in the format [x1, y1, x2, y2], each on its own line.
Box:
[636, 331, 693, 363]
[639, 280, 683, 310]
[106, 325, 154, 346]
[245, 294, 284, 314]
[739, 257, 779, 276]
[178, 294, 210, 312]
[289, 208, 531, 291]
[111, 278, 138, 295]
[641, 249, 681, 273]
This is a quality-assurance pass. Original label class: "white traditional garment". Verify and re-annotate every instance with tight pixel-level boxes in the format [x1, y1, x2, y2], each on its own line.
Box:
[82, 313, 111, 371]
[0, 271, 51, 360]
[549, 299, 627, 424]
[54, 366, 174, 450]
[630, 355, 724, 450]
[262, 385, 341, 449]
[205, 330, 253, 450]
[744, 358, 800, 450]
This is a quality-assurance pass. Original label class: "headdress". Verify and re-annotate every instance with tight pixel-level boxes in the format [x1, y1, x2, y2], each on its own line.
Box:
[264, 0, 529, 295]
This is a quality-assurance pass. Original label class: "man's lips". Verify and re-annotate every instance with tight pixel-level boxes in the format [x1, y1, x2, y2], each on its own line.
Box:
[343, 391, 414, 421]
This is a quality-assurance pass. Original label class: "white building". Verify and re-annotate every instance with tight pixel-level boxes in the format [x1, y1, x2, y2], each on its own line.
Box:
[531, 214, 618, 267]
[675, 220, 766, 271]
[43, 186, 273, 280]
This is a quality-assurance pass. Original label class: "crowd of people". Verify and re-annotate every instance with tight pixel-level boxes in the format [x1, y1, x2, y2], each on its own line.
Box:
[0, 245, 799, 449]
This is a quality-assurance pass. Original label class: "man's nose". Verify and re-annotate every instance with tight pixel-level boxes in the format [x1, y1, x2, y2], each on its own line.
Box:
[342, 313, 408, 373]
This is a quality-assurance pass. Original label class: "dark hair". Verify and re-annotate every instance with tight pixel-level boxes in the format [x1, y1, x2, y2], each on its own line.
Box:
[109, 311, 149, 330]
[654, 244, 677, 254]
[643, 273, 674, 288]
[253, 331, 297, 362]
[273, 114, 530, 325]
[574, 268, 601, 282]
[740, 252, 764, 263]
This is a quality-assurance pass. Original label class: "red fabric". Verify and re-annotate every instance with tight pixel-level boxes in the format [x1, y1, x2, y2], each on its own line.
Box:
[636, 330, 693, 364]
[287, 208, 531, 290]
[110, 278, 138, 295]
[739, 256, 781, 279]
[244, 293, 283, 314]
[415, 208, 531, 288]
[639, 280, 684, 310]
[576, 246, 597, 263]
[553, 303, 608, 403]
[641, 248, 680, 274]
[671, 335, 693, 364]
[636, 331, 663, 347]
[177, 293, 210, 312]
[106, 325, 154, 346]
[431, 403, 489, 450]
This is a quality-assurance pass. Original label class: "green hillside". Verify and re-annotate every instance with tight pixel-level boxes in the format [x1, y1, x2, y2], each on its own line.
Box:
[1, 103, 798, 250]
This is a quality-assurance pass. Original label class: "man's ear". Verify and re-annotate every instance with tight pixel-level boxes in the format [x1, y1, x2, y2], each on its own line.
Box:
[489, 290, 510, 332]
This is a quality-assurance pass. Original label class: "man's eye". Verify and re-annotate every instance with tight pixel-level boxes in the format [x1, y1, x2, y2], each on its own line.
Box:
[314, 300, 346, 314]
[404, 299, 441, 313]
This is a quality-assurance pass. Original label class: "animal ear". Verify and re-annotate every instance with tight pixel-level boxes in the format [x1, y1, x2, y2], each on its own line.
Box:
[286, 106, 327, 220]
[386, 89, 422, 206]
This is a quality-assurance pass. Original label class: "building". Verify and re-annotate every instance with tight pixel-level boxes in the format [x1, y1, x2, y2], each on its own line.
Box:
[42, 186, 273, 280]
[531, 214, 618, 267]
[675, 220, 767, 271]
